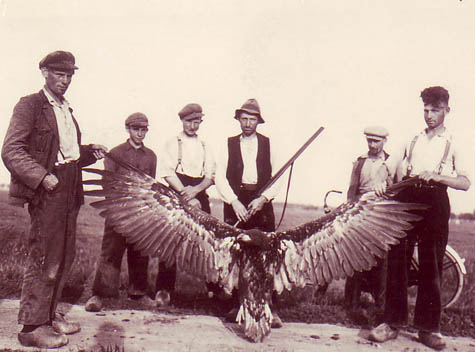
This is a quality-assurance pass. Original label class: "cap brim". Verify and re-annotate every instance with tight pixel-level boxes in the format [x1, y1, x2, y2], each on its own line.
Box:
[46, 63, 78, 71]
[180, 112, 204, 120]
[365, 134, 385, 141]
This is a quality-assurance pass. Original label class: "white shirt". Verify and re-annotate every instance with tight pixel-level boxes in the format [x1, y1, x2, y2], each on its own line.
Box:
[403, 128, 469, 178]
[43, 88, 80, 163]
[215, 133, 282, 204]
[160, 132, 216, 179]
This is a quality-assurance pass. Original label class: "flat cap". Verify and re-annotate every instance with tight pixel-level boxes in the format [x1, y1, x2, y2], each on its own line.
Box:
[179, 103, 204, 120]
[234, 98, 264, 123]
[364, 126, 389, 141]
[39, 50, 78, 72]
[125, 112, 149, 127]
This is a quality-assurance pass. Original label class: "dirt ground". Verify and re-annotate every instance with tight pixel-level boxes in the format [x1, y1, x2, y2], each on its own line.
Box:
[0, 299, 474, 352]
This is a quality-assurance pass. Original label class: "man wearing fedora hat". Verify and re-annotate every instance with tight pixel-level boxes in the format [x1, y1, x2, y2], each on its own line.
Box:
[156, 103, 216, 305]
[85, 112, 157, 313]
[344, 126, 394, 325]
[2, 50, 107, 348]
[215, 98, 283, 326]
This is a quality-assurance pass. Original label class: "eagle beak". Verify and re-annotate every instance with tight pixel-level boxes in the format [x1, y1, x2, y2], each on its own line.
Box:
[237, 233, 252, 243]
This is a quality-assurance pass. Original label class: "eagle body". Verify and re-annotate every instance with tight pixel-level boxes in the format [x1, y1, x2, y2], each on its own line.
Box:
[83, 158, 424, 343]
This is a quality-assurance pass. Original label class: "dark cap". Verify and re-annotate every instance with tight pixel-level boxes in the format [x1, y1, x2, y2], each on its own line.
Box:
[234, 98, 264, 123]
[39, 51, 78, 72]
[125, 112, 149, 127]
[179, 103, 204, 120]
[364, 126, 389, 141]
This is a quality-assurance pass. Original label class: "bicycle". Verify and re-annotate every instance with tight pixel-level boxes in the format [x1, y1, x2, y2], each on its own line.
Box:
[322, 189, 467, 309]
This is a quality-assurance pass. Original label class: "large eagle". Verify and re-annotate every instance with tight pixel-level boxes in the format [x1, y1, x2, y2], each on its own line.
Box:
[83, 157, 422, 343]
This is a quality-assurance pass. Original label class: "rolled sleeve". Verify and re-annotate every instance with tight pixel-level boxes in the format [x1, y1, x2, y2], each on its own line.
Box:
[159, 139, 179, 179]
[214, 150, 238, 204]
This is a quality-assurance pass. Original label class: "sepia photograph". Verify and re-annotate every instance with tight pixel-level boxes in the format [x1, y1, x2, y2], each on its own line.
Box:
[0, 0, 474, 351]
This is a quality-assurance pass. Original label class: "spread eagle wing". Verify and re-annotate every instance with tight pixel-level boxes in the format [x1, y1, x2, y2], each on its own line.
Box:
[83, 159, 244, 295]
[272, 179, 424, 294]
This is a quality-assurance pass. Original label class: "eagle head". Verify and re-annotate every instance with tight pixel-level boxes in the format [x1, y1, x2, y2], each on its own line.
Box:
[236, 229, 271, 249]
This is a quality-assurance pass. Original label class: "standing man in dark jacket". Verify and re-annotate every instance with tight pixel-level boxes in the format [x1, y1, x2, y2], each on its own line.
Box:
[85, 113, 157, 312]
[215, 98, 282, 327]
[1, 50, 107, 349]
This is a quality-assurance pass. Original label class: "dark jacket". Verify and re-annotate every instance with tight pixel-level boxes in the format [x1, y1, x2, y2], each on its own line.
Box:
[225, 133, 272, 194]
[1, 90, 96, 206]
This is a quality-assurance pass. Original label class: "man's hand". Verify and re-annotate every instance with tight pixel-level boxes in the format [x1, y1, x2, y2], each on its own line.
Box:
[231, 199, 249, 223]
[181, 186, 199, 202]
[42, 173, 59, 192]
[91, 144, 108, 160]
[374, 181, 387, 197]
[189, 198, 202, 209]
[247, 195, 267, 217]
[418, 170, 441, 183]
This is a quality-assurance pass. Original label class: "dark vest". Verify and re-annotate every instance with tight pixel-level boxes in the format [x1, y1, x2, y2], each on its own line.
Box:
[347, 150, 390, 201]
[226, 133, 272, 194]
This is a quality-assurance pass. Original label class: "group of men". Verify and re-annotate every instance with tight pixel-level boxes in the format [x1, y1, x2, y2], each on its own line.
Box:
[1, 51, 282, 349]
[1, 50, 470, 351]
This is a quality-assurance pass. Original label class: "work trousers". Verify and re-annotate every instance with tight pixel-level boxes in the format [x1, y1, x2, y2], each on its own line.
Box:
[92, 221, 149, 298]
[344, 255, 387, 310]
[384, 184, 450, 332]
[156, 173, 211, 293]
[19, 163, 80, 325]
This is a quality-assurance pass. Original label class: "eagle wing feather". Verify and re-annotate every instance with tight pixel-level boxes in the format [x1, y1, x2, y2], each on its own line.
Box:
[275, 192, 424, 288]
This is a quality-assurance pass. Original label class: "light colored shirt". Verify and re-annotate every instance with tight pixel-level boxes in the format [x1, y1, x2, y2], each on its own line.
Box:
[43, 88, 80, 163]
[160, 132, 215, 179]
[215, 133, 282, 204]
[358, 152, 394, 194]
[403, 128, 469, 178]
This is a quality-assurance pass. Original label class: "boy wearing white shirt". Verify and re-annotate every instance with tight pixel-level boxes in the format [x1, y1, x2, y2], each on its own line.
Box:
[157, 103, 216, 303]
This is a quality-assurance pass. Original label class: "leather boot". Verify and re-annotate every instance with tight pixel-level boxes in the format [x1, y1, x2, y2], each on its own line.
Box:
[18, 325, 68, 348]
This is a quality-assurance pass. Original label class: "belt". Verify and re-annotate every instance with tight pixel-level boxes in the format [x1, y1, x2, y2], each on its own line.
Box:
[412, 182, 447, 191]
[54, 159, 79, 167]
[240, 183, 259, 191]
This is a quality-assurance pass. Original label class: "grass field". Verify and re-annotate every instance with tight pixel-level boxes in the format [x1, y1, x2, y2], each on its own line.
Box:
[0, 191, 473, 338]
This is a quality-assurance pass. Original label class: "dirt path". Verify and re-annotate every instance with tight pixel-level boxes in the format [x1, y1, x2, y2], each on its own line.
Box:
[0, 299, 474, 351]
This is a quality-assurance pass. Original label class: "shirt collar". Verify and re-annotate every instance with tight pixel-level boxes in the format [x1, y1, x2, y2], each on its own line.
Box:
[240, 133, 257, 142]
[42, 87, 70, 108]
[179, 131, 199, 140]
[422, 126, 448, 138]
[126, 139, 145, 151]
[360, 151, 387, 160]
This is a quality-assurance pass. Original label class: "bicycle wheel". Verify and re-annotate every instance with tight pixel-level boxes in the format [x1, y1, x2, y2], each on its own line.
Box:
[441, 248, 464, 309]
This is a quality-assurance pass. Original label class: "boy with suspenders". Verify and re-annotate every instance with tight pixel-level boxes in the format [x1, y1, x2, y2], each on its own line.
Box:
[369, 86, 470, 350]
[158, 103, 216, 304]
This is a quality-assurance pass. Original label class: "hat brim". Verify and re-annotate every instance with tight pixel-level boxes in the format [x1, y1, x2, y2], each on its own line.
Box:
[234, 109, 265, 123]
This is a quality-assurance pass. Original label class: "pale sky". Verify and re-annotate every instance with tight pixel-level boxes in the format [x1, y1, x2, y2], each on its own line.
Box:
[1, 0, 475, 213]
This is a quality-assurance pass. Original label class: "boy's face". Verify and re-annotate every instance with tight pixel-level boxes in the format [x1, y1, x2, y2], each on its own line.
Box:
[424, 102, 449, 130]
[127, 125, 148, 145]
[182, 116, 202, 137]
